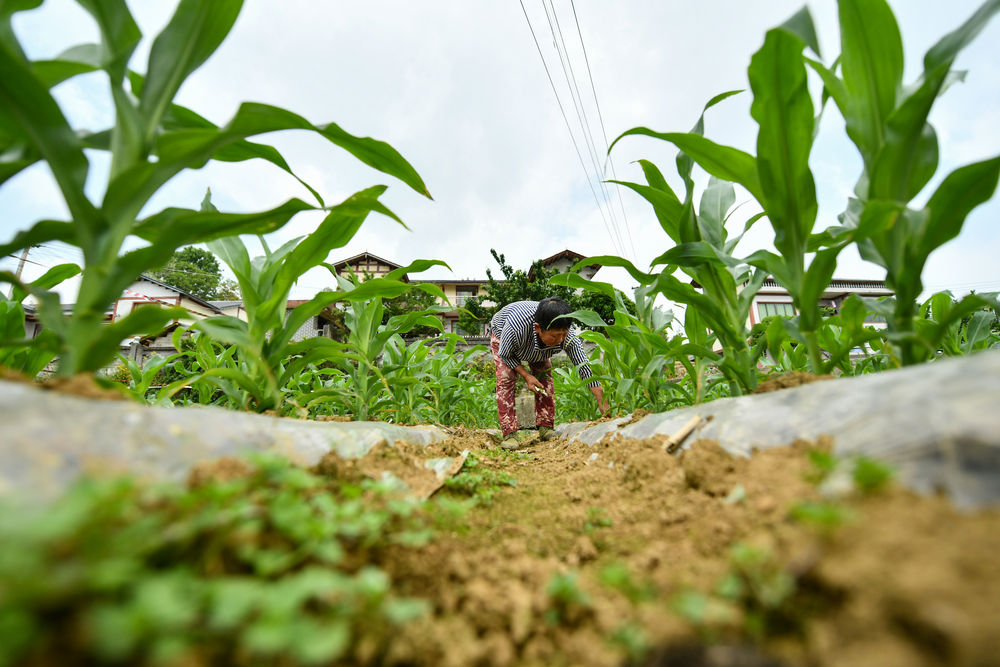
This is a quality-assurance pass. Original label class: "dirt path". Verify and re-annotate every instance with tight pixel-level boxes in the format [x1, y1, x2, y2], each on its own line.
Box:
[372, 428, 1000, 666]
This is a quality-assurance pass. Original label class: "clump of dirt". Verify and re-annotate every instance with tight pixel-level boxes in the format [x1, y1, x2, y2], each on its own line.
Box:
[755, 372, 834, 394]
[187, 456, 254, 488]
[619, 408, 653, 428]
[1, 370, 128, 401]
[372, 430, 1000, 666]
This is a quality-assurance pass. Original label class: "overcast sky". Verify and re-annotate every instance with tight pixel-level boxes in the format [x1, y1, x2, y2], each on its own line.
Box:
[2, 1, 999, 304]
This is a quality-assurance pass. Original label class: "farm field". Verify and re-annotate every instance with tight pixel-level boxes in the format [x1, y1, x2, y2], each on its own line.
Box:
[2, 0, 1000, 664]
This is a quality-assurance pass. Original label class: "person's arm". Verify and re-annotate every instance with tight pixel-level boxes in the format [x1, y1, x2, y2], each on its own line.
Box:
[564, 331, 609, 413]
[589, 384, 611, 416]
[497, 326, 546, 393]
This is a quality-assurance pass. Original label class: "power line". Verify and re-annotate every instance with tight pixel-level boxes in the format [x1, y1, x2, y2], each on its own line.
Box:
[569, 0, 637, 260]
[517, 0, 625, 258]
[542, 0, 629, 258]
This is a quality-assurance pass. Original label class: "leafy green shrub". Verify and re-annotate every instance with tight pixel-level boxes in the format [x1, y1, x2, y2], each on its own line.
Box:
[0, 455, 432, 666]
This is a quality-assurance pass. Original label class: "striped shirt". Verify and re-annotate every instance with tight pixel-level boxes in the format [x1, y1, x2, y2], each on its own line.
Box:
[488, 300, 599, 387]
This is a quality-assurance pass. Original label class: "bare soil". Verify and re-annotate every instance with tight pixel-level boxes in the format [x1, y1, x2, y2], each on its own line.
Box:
[358, 429, 1000, 667]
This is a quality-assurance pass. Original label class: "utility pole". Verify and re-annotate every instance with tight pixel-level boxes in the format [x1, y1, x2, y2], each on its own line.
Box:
[7, 246, 33, 299]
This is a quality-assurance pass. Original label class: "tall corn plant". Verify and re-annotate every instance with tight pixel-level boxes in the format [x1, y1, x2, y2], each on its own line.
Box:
[188, 220, 451, 414]
[610, 10, 839, 374]
[809, 0, 1000, 365]
[0, 0, 429, 377]
[289, 266, 451, 421]
[611, 1, 1000, 371]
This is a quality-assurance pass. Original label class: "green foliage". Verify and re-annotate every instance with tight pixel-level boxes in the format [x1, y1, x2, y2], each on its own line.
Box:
[583, 506, 613, 534]
[545, 571, 592, 626]
[0, 0, 428, 378]
[598, 562, 656, 606]
[852, 457, 894, 495]
[0, 455, 432, 666]
[456, 249, 634, 334]
[788, 501, 856, 535]
[609, 1, 1000, 373]
[0, 263, 79, 376]
[443, 454, 517, 505]
[289, 264, 452, 420]
[146, 246, 224, 300]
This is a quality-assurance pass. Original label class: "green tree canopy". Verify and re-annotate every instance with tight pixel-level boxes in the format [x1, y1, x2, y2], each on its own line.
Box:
[457, 249, 635, 335]
[147, 246, 224, 300]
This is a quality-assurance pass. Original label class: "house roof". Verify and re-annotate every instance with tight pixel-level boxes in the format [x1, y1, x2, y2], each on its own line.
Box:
[135, 275, 223, 312]
[527, 249, 601, 281]
[329, 251, 408, 283]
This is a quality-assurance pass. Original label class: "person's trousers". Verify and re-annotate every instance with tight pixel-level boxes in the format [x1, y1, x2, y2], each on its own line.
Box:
[491, 335, 554, 436]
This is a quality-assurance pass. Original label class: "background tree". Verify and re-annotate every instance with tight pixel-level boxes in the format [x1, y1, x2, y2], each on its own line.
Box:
[383, 288, 442, 337]
[457, 249, 635, 334]
[147, 246, 223, 300]
[215, 278, 242, 300]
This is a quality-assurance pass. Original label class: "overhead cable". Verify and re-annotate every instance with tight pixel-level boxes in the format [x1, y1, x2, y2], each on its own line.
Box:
[517, 0, 625, 258]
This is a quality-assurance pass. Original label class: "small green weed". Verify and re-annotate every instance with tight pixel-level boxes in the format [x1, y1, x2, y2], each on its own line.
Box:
[584, 506, 613, 534]
[804, 449, 838, 485]
[443, 454, 517, 505]
[608, 622, 651, 664]
[0, 454, 432, 666]
[545, 571, 592, 626]
[852, 456, 894, 494]
[598, 562, 656, 605]
[789, 501, 856, 536]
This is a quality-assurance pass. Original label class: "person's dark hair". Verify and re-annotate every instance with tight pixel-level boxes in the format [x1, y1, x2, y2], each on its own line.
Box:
[534, 298, 574, 331]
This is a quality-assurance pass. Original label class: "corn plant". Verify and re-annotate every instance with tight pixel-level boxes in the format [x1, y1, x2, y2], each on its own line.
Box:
[381, 333, 493, 426]
[598, 90, 771, 393]
[0, 0, 429, 378]
[0, 263, 78, 376]
[290, 267, 452, 421]
[552, 278, 694, 411]
[180, 216, 450, 414]
[810, 0, 1000, 365]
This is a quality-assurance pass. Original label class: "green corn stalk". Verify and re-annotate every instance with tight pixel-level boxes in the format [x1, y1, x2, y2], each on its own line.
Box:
[0, 0, 430, 378]
[0, 263, 79, 376]
[182, 213, 451, 414]
[604, 89, 770, 391]
[612, 10, 839, 374]
[807, 0, 1000, 365]
[287, 265, 453, 421]
[552, 278, 691, 412]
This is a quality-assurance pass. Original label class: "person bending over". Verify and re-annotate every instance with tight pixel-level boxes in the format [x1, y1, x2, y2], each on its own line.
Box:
[488, 297, 609, 449]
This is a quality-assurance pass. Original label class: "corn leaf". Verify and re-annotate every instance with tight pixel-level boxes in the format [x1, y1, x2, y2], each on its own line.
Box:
[134, 198, 317, 247]
[748, 27, 817, 271]
[73, 0, 140, 83]
[838, 0, 903, 169]
[612, 128, 763, 203]
[139, 0, 243, 141]
[0, 220, 76, 257]
[917, 156, 1000, 260]
[79, 305, 188, 372]
[0, 40, 99, 240]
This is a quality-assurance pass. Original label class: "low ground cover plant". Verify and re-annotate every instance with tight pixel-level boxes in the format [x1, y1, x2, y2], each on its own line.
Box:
[0, 454, 433, 666]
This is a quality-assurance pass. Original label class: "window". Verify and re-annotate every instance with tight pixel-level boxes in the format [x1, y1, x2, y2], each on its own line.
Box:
[758, 302, 796, 318]
[455, 287, 476, 307]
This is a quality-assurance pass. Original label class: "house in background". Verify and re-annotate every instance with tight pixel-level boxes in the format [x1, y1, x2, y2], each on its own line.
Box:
[113, 275, 224, 323]
[747, 278, 894, 328]
[329, 252, 407, 283]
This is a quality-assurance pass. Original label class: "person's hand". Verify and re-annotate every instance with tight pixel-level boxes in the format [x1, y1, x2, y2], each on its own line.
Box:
[525, 374, 546, 396]
[597, 397, 611, 416]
